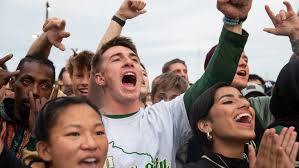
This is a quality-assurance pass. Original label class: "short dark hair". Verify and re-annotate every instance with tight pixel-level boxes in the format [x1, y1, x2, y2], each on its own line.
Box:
[67, 50, 94, 77]
[162, 58, 187, 73]
[58, 67, 66, 81]
[16, 55, 55, 83]
[151, 72, 188, 99]
[92, 36, 138, 73]
[248, 74, 265, 85]
[35, 96, 101, 142]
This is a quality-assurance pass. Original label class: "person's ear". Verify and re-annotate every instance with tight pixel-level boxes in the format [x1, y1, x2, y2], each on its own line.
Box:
[36, 141, 52, 162]
[95, 72, 105, 86]
[197, 119, 212, 134]
[57, 80, 63, 86]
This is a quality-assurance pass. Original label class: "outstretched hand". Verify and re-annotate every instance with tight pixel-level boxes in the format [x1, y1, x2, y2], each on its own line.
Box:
[264, 1, 299, 40]
[42, 18, 70, 51]
[116, 0, 147, 20]
[0, 54, 20, 88]
[217, 0, 252, 19]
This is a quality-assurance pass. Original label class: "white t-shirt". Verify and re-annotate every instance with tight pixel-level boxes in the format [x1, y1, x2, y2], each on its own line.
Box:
[103, 95, 192, 168]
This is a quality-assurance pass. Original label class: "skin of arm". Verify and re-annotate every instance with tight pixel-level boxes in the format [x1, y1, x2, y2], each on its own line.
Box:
[90, 0, 146, 109]
[95, 0, 147, 53]
[27, 18, 70, 59]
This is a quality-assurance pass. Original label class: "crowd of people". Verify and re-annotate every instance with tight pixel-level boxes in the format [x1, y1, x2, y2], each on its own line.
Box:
[1, 0, 299, 167]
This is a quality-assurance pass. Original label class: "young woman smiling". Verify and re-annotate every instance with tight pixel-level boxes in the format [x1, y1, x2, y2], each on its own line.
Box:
[185, 83, 298, 168]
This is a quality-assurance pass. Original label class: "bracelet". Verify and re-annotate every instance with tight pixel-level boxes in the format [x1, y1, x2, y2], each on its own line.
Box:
[223, 16, 247, 26]
[112, 15, 126, 27]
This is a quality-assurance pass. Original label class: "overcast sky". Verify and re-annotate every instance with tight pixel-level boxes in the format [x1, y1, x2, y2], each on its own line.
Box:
[1, 0, 299, 83]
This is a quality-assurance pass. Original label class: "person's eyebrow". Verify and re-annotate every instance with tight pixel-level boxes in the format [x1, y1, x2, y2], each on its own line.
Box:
[129, 53, 140, 60]
[110, 52, 122, 58]
[94, 122, 104, 128]
[20, 74, 34, 80]
[63, 122, 103, 129]
[63, 124, 81, 129]
[217, 94, 234, 101]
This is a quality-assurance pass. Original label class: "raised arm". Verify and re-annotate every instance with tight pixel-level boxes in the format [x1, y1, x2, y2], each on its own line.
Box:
[27, 18, 70, 58]
[263, 1, 299, 61]
[184, 0, 252, 113]
[96, 0, 146, 53]
[89, 0, 146, 109]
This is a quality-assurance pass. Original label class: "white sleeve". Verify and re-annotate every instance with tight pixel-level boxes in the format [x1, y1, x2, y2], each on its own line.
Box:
[147, 94, 192, 151]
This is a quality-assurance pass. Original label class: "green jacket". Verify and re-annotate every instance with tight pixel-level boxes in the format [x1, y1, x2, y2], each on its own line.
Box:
[180, 27, 248, 166]
[184, 27, 248, 113]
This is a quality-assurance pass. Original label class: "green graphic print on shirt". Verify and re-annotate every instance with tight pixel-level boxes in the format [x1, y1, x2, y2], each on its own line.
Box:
[103, 141, 171, 168]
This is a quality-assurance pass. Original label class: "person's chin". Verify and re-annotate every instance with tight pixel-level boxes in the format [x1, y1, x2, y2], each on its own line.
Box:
[232, 80, 247, 90]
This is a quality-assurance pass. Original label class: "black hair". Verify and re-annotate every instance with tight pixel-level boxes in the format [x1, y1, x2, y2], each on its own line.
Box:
[248, 74, 265, 85]
[58, 67, 66, 81]
[35, 96, 101, 142]
[16, 55, 55, 83]
[187, 83, 230, 161]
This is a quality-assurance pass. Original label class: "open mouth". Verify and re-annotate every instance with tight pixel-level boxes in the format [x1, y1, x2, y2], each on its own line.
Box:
[79, 157, 99, 167]
[236, 70, 247, 77]
[122, 72, 137, 88]
[234, 113, 252, 124]
[78, 88, 89, 95]
[22, 99, 31, 107]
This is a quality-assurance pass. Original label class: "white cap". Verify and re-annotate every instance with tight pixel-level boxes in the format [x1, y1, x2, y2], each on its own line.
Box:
[241, 82, 266, 96]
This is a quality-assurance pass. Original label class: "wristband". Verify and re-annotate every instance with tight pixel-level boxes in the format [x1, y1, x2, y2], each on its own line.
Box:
[223, 16, 247, 26]
[112, 15, 126, 27]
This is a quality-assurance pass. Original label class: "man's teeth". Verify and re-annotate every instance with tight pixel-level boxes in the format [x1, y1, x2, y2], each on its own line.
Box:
[125, 72, 135, 76]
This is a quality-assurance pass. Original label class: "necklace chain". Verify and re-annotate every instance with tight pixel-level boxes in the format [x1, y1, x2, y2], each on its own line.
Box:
[215, 154, 230, 168]
[201, 155, 228, 168]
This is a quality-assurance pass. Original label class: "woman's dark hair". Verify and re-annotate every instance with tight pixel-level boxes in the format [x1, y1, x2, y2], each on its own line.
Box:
[187, 82, 230, 162]
[35, 97, 101, 141]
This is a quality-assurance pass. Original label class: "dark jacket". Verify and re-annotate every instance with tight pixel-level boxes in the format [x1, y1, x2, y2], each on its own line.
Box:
[0, 144, 24, 168]
[184, 152, 248, 168]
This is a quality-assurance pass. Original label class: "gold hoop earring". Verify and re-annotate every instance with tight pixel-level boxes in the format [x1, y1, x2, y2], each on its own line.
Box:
[207, 132, 212, 141]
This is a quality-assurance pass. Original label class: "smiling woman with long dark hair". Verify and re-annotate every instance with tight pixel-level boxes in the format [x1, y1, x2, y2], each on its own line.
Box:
[185, 83, 298, 168]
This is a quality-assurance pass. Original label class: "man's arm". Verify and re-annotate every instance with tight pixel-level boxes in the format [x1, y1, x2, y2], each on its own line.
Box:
[27, 18, 70, 59]
[95, 0, 146, 53]
[264, 1, 299, 62]
[89, 0, 146, 109]
[184, 0, 252, 114]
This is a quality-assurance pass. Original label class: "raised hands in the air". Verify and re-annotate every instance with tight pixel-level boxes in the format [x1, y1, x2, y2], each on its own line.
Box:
[264, 1, 299, 40]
